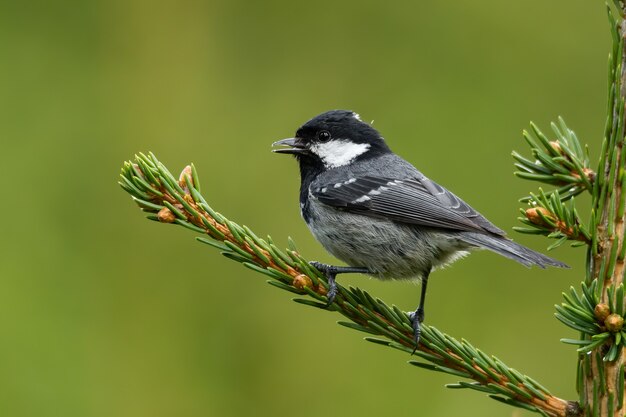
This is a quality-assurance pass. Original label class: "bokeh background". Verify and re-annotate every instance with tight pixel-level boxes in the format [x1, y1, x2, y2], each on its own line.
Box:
[0, 1, 610, 416]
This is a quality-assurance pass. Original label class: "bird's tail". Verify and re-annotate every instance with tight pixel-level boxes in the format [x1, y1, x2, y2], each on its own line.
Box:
[459, 232, 569, 269]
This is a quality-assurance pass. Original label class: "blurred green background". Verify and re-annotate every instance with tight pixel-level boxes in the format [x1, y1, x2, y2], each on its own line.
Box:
[0, 1, 610, 416]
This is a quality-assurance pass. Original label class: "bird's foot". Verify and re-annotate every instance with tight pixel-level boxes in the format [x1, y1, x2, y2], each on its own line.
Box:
[309, 261, 338, 305]
[409, 308, 425, 354]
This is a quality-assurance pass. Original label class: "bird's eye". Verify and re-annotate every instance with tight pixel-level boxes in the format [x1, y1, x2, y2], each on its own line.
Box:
[318, 130, 331, 142]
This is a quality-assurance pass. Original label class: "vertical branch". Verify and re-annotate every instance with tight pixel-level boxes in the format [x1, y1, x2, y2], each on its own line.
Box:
[582, 7, 626, 416]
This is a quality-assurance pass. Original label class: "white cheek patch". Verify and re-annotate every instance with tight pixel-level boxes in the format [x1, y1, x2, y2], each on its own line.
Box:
[310, 140, 371, 169]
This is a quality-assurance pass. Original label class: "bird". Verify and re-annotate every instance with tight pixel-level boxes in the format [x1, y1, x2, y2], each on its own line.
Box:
[272, 109, 568, 347]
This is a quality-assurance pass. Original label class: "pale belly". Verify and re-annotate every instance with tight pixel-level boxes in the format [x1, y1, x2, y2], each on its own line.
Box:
[304, 201, 473, 281]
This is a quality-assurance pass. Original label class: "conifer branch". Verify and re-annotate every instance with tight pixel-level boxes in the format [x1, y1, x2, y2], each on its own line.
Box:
[118, 4, 626, 416]
[513, 118, 595, 202]
[557, 281, 626, 363]
[119, 152, 579, 417]
[516, 190, 591, 249]
[575, 6, 626, 415]
[513, 118, 593, 249]
[512, 6, 626, 416]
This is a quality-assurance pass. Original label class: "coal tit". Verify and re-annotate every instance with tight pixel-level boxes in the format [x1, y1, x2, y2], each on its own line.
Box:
[273, 109, 568, 346]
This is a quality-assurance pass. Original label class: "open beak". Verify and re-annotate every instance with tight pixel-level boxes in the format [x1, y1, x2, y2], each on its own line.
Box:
[272, 138, 308, 155]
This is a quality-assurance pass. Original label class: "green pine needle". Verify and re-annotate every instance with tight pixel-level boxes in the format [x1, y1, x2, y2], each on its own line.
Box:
[119, 152, 573, 417]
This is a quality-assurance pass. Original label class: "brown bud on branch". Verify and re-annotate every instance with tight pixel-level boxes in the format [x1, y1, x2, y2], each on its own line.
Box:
[157, 207, 176, 223]
[525, 207, 556, 226]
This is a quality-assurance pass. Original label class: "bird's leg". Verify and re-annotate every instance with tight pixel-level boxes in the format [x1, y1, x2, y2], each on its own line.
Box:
[309, 262, 371, 305]
[410, 271, 430, 352]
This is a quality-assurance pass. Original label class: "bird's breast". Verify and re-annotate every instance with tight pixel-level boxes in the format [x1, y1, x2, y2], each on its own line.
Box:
[304, 200, 470, 280]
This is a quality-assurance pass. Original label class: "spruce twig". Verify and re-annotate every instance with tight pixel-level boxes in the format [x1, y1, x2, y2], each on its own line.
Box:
[119, 152, 578, 417]
[516, 189, 591, 248]
[119, 3, 626, 416]
[576, 6, 626, 415]
[512, 6, 626, 415]
[513, 118, 595, 202]
[513, 118, 594, 248]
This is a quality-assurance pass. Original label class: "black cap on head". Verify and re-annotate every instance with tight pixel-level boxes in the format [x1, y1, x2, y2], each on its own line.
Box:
[273, 110, 391, 170]
[296, 110, 385, 146]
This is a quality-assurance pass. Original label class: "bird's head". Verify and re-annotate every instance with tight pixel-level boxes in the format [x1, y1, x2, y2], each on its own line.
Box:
[273, 110, 390, 170]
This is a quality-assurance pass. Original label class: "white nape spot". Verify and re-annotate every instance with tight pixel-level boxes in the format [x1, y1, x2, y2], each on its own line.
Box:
[310, 139, 371, 169]
[334, 183, 342, 188]
[352, 112, 362, 121]
[354, 195, 371, 203]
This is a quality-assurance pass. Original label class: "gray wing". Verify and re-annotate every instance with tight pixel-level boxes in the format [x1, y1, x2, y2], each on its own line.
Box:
[311, 175, 505, 236]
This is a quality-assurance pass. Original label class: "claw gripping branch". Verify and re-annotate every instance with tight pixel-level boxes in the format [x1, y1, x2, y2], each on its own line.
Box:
[120, 152, 576, 417]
